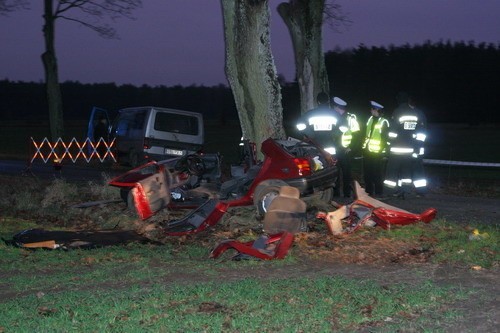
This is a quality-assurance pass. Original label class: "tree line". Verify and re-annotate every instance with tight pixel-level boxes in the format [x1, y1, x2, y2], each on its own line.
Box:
[1, 41, 499, 125]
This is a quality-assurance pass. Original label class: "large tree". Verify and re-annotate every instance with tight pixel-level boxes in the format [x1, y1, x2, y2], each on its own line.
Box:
[41, 0, 141, 141]
[278, 0, 348, 114]
[1, 0, 140, 142]
[221, 0, 286, 157]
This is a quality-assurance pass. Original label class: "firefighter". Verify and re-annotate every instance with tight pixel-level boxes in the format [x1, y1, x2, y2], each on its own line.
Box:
[332, 96, 361, 198]
[362, 101, 390, 197]
[383, 93, 427, 197]
[296, 92, 341, 156]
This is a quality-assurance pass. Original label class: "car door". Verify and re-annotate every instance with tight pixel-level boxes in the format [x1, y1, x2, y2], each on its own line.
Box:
[87, 107, 110, 140]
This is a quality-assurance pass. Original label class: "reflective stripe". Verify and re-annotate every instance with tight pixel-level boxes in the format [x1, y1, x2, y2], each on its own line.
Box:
[388, 132, 398, 138]
[349, 115, 360, 132]
[413, 179, 427, 188]
[341, 113, 360, 147]
[415, 133, 426, 141]
[384, 180, 397, 187]
[419, 147, 425, 155]
[390, 147, 414, 154]
[341, 134, 352, 148]
[296, 123, 306, 131]
[308, 116, 338, 126]
[324, 147, 336, 155]
[398, 179, 413, 187]
[399, 115, 418, 122]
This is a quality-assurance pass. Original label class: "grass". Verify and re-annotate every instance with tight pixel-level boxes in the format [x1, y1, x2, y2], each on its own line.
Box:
[0, 240, 469, 332]
[1, 213, 496, 331]
[21, 282, 463, 331]
[383, 220, 499, 268]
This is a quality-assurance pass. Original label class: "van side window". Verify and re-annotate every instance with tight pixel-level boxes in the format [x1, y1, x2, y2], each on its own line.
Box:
[154, 113, 199, 135]
[115, 110, 146, 136]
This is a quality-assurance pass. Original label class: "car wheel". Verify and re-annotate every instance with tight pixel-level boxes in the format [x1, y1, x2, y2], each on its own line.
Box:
[253, 179, 288, 217]
[186, 154, 206, 176]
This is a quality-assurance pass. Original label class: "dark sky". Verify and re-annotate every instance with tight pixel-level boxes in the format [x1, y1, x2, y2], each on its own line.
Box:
[1, 0, 499, 87]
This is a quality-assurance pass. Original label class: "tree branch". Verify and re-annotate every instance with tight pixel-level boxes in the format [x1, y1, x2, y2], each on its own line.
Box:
[0, 0, 29, 16]
[324, 0, 351, 32]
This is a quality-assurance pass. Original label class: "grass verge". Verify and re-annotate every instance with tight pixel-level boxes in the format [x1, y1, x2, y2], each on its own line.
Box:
[1, 216, 496, 332]
[0, 260, 468, 332]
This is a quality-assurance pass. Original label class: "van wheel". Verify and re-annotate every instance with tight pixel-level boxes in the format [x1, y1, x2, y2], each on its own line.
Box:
[253, 179, 288, 218]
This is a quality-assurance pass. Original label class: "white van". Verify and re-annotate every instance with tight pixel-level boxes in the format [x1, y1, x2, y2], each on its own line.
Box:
[88, 106, 204, 166]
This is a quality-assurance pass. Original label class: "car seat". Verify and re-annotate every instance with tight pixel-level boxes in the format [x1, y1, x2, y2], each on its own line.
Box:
[262, 186, 307, 234]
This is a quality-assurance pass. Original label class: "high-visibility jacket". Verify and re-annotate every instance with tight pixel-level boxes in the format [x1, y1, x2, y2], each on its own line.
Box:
[338, 112, 360, 148]
[296, 106, 341, 154]
[363, 116, 390, 153]
[388, 103, 427, 157]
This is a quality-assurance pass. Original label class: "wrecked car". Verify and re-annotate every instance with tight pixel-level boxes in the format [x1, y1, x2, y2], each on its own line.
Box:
[108, 137, 338, 235]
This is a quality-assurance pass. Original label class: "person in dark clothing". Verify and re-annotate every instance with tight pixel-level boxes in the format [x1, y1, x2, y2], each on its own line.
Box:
[332, 96, 360, 198]
[362, 101, 390, 197]
[296, 92, 341, 156]
[93, 116, 109, 159]
[384, 93, 427, 197]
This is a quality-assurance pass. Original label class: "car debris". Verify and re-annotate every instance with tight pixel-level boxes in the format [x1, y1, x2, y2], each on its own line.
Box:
[8, 140, 438, 262]
[317, 181, 437, 235]
[210, 232, 295, 260]
[108, 137, 338, 235]
[209, 181, 437, 261]
[4, 229, 155, 250]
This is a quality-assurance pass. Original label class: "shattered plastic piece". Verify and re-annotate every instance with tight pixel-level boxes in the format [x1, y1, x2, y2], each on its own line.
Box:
[210, 232, 294, 260]
[317, 181, 437, 235]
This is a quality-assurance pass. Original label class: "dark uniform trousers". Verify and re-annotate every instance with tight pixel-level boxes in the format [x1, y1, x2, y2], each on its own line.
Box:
[385, 153, 425, 194]
[334, 149, 353, 198]
[363, 151, 386, 196]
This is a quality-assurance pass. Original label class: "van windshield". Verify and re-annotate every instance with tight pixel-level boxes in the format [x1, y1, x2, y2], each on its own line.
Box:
[154, 113, 199, 135]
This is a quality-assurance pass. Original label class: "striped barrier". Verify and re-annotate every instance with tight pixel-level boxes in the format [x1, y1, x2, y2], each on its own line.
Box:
[30, 137, 116, 164]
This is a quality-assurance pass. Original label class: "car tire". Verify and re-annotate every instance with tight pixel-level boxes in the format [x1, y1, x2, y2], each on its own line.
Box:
[253, 179, 288, 217]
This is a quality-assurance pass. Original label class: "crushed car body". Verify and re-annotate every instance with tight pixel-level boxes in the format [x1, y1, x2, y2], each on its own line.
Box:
[108, 137, 338, 235]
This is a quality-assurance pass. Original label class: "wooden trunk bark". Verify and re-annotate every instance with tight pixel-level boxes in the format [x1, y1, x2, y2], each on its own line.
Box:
[278, 0, 330, 114]
[42, 0, 64, 141]
[221, 0, 286, 157]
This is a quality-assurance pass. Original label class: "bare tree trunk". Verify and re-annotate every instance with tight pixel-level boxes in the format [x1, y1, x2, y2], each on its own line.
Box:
[278, 0, 329, 115]
[221, 0, 286, 157]
[42, 0, 64, 141]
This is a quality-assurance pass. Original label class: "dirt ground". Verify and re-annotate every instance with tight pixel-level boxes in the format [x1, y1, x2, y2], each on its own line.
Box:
[1, 175, 499, 332]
